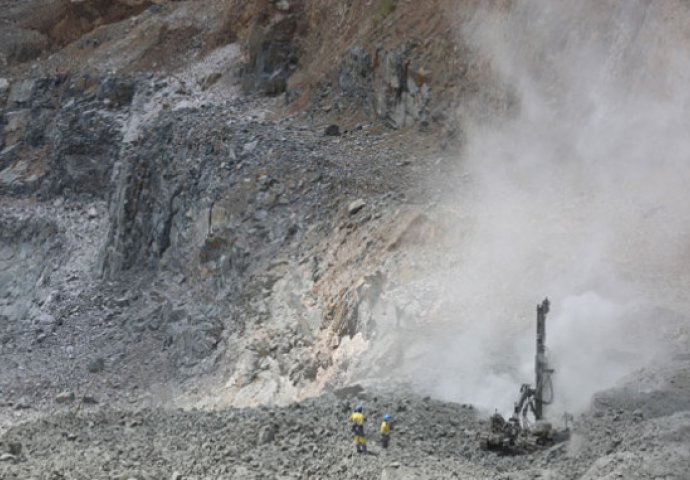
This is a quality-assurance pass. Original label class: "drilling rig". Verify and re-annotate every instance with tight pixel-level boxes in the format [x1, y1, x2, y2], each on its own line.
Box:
[478, 298, 568, 454]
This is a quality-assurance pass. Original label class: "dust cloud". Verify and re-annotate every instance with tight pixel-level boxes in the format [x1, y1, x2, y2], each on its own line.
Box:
[393, 0, 690, 418]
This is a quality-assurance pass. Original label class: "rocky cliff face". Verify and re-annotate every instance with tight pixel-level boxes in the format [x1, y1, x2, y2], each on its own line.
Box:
[0, 0, 482, 412]
[0, 21, 440, 413]
[0, 74, 133, 197]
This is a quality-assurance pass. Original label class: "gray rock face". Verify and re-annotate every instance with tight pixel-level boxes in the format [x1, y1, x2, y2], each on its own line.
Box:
[373, 48, 430, 128]
[339, 46, 372, 94]
[48, 100, 122, 196]
[100, 115, 183, 274]
[1, 49, 425, 413]
[0, 75, 135, 198]
[242, 5, 305, 96]
[322, 44, 431, 128]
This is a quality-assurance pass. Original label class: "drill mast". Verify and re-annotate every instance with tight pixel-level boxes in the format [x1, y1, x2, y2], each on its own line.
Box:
[534, 298, 550, 420]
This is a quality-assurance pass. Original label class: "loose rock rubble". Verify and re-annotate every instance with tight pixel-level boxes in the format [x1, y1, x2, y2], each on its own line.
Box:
[2, 379, 689, 479]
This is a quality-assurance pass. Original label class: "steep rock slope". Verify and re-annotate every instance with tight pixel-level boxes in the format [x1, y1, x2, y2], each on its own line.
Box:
[1, 0, 483, 413]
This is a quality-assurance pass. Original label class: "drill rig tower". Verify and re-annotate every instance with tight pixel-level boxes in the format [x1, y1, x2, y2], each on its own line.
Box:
[480, 298, 561, 453]
[534, 298, 551, 420]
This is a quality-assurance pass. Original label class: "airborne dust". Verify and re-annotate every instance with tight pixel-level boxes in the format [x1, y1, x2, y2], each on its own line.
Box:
[382, 0, 690, 418]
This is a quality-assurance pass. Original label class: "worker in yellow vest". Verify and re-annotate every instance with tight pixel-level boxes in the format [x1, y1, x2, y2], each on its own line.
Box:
[380, 414, 392, 448]
[348, 404, 367, 453]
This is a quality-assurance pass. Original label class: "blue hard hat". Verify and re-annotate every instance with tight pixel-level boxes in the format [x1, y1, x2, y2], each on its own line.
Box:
[355, 404, 363, 412]
[383, 414, 391, 422]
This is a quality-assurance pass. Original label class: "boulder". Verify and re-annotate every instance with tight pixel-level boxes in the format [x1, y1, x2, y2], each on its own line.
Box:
[36, 312, 56, 326]
[348, 199, 366, 215]
[324, 124, 340, 136]
[55, 391, 75, 403]
[7, 79, 36, 106]
[8, 442, 22, 455]
[96, 77, 136, 107]
[87, 357, 105, 373]
[259, 425, 276, 444]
